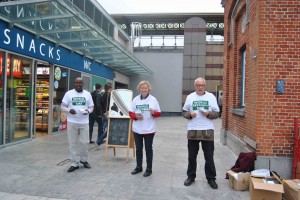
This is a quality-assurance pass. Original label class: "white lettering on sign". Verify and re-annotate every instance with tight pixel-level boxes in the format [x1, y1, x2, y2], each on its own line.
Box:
[40, 43, 45, 56]
[1, 28, 61, 61]
[83, 60, 91, 71]
[56, 50, 60, 61]
[29, 39, 36, 53]
[4, 29, 10, 44]
[49, 46, 53, 58]
[17, 34, 24, 49]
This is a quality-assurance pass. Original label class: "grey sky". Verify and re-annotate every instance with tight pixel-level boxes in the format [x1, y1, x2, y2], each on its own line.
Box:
[96, 0, 224, 14]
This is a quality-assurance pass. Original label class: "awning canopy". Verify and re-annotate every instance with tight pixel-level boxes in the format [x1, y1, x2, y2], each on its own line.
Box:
[0, 0, 152, 75]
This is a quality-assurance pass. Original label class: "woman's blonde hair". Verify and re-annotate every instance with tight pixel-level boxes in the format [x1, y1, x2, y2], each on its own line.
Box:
[137, 80, 152, 91]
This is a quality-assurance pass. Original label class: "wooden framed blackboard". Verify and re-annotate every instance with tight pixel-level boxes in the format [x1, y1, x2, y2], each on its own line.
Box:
[105, 117, 135, 162]
[107, 118, 130, 146]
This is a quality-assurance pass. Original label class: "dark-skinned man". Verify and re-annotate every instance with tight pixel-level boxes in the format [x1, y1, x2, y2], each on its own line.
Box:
[61, 77, 94, 172]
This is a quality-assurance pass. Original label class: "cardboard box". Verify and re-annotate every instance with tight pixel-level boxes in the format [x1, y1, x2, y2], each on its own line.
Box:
[249, 176, 284, 200]
[283, 179, 300, 200]
[227, 170, 250, 191]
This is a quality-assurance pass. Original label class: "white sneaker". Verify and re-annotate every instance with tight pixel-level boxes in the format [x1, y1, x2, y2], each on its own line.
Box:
[95, 143, 100, 150]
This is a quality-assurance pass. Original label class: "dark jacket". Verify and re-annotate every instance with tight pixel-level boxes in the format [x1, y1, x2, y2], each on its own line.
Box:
[102, 91, 111, 113]
[90, 90, 104, 117]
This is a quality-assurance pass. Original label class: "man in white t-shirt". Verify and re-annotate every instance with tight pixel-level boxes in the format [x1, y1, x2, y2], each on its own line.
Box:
[182, 77, 220, 189]
[61, 77, 94, 173]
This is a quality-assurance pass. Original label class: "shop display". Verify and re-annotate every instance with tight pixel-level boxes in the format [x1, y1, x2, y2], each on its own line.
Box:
[15, 80, 30, 130]
[36, 79, 49, 131]
[15, 78, 50, 131]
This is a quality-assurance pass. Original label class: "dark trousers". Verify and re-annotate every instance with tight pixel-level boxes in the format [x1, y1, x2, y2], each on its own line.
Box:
[133, 132, 155, 170]
[89, 113, 103, 142]
[187, 139, 216, 180]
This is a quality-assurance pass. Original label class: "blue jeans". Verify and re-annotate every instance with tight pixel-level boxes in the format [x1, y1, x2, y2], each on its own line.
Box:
[96, 130, 107, 145]
[133, 132, 155, 170]
[96, 116, 108, 145]
[89, 113, 103, 142]
[102, 116, 108, 131]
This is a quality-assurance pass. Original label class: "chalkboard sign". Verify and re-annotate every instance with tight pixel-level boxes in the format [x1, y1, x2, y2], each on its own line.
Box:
[107, 118, 130, 146]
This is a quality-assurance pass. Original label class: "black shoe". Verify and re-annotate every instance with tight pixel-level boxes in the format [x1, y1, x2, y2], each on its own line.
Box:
[67, 166, 79, 173]
[80, 161, 91, 169]
[208, 179, 218, 189]
[89, 141, 95, 144]
[131, 167, 143, 175]
[184, 177, 195, 186]
[143, 169, 152, 177]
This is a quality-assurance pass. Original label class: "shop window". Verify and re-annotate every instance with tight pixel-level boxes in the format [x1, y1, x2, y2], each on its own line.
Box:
[35, 63, 50, 135]
[241, 47, 246, 107]
[232, 46, 246, 116]
[52, 66, 68, 132]
[4, 54, 32, 142]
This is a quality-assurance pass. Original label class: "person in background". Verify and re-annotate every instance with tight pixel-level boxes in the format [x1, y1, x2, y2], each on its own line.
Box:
[182, 77, 220, 189]
[102, 84, 112, 128]
[129, 80, 161, 177]
[96, 84, 112, 147]
[218, 92, 223, 118]
[89, 83, 104, 144]
[95, 103, 120, 149]
[61, 77, 94, 172]
[109, 103, 120, 116]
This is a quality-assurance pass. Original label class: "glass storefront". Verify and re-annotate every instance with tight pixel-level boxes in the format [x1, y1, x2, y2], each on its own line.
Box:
[0, 52, 113, 145]
[5, 53, 32, 143]
[0, 51, 3, 145]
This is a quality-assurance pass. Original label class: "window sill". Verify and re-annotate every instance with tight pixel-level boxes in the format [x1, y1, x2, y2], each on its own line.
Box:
[231, 108, 245, 116]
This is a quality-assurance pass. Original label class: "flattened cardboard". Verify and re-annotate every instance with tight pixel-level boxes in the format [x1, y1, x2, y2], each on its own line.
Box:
[227, 170, 250, 191]
[283, 179, 300, 200]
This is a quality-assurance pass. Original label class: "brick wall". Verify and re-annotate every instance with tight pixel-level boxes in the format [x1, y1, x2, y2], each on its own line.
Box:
[223, 0, 300, 157]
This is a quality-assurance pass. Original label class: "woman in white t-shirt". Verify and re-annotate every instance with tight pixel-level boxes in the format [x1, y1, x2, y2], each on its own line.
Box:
[129, 80, 161, 177]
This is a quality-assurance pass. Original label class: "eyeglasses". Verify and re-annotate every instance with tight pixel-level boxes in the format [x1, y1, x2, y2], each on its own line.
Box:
[195, 84, 206, 87]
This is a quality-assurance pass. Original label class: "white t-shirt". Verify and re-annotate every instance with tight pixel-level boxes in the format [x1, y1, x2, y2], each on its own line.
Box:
[130, 94, 161, 134]
[183, 91, 219, 130]
[61, 89, 94, 124]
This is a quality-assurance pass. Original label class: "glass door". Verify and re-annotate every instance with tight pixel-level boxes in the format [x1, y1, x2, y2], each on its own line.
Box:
[35, 63, 50, 136]
[5, 53, 33, 143]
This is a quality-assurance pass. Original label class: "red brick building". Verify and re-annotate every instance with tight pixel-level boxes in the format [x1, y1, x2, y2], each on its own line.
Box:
[221, 0, 300, 178]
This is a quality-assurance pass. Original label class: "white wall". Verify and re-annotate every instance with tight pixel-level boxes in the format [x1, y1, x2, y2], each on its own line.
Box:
[114, 71, 130, 85]
[131, 51, 183, 113]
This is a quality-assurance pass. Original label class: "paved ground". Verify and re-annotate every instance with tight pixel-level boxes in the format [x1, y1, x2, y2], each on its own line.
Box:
[0, 117, 250, 200]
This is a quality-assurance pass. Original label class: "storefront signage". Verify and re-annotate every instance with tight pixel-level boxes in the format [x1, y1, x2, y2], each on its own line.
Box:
[0, 55, 22, 78]
[0, 20, 113, 79]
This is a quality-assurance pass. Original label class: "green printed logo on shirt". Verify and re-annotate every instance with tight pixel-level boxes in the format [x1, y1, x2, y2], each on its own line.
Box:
[136, 104, 149, 113]
[72, 97, 86, 106]
[192, 100, 209, 111]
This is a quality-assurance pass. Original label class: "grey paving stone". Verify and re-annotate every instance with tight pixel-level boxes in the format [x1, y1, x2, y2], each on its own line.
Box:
[0, 117, 249, 200]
